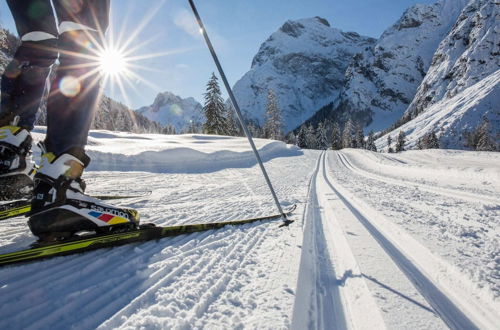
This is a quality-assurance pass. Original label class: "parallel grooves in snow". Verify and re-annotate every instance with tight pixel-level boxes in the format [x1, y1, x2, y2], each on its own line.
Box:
[99, 224, 269, 329]
[337, 152, 500, 206]
[326, 152, 499, 329]
[292, 153, 387, 330]
[292, 153, 348, 330]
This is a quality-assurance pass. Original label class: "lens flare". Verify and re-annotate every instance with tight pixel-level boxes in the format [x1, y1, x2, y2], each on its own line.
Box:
[59, 76, 81, 97]
[99, 48, 128, 76]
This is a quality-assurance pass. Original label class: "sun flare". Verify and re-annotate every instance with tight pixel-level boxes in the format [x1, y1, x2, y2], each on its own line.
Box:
[56, 1, 186, 108]
[99, 48, 128, 76]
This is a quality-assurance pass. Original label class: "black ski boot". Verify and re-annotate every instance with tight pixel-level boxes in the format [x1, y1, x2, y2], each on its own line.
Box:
[0, 115, 35, 200]
[28, 144, 140, 242]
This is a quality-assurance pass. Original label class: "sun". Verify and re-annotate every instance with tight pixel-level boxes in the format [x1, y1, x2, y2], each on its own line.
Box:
[99, 47, 128, 76]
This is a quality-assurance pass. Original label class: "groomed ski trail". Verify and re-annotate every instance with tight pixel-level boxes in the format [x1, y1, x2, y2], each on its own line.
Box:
[292, 151, 500, 329]
[336, 152, 500, 206]
[0, 150, 319, 329]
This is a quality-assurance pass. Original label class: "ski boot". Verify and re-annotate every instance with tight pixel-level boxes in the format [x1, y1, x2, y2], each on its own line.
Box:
[28, 144, 140, 242]
[0, 115, 36, 200]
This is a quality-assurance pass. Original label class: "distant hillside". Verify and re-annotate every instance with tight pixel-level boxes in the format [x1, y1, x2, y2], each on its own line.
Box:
[136, 91, 203, 133]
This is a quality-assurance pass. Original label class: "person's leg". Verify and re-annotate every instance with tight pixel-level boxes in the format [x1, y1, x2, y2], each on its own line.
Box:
[0, 0, 58, 129]
[45, 0, 110, 155]
[0, 0, 57, 199]
[29, 0, 139, 241]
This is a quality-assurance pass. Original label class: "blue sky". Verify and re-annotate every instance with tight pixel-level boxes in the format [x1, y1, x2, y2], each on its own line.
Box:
[0, 0, 436, 109]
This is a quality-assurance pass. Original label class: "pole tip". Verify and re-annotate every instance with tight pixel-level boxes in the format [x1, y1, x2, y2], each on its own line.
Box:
[279, 216, 294, 228]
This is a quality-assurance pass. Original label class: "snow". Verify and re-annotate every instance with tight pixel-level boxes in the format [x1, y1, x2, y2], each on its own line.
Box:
[377, 69, 500, 150]
[232, 17, 375, 132]
[32, 127, 302, 174]
[340, 0, 469, 133]
[1, 130, 318, 329]
[1, 131, 499, 329]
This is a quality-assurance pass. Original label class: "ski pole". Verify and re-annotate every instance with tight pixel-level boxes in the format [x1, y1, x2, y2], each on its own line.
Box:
[187, 0, 292, 226]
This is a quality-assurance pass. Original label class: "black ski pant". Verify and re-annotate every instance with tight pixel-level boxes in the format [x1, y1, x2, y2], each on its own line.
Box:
[1, 0, 110, 156]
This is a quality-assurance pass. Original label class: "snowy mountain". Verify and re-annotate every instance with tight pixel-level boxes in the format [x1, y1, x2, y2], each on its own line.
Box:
[406, 0, 499, 119]
[336, 0, 469, 132]
[377, 70, 499, 150]
[93, 96, 163, 133]
[378, 0, 500, 150]
[231, 17, 376, 132]
[136, 91, 203, 133]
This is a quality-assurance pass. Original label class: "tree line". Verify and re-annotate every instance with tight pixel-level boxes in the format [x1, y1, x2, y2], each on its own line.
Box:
[199, 72, 498, 153]
[200, 73, 284, 140]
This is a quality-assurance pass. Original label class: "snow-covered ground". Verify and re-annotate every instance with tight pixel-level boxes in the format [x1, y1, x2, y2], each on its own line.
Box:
[0, 130, 318, 329]
[313, 149, 500, 329]
[0, 131, 499, 329]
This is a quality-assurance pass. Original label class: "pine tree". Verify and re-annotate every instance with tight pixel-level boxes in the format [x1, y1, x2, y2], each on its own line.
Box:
[186, 120, 202, 134]
[263, 89, 283, 140]
[366, 131, 377, 152]
[305, 124, 317, 149]
[331, 122, 342, 150]
[395, 131, 406, 152]
[418, 132, 440, 149]
[285, 132, 297, 145]
[475, 117, 496, 151]
[427, 132, 440, 149]
[225, 103, 239, 136]
[297, 125, 307, 148]
[316, 122, 329, 150]
[355, 124, 365, 149]
[203, 73, 227, 135]
[387, 135, 393, 153]
[162, 124, 176, 135]
[246, 118, 262, 138]
[342, 119, 354, 148]
[417, 137, 424, 150]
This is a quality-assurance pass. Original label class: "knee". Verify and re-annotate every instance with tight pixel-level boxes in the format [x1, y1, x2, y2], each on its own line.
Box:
[57, 30, 101, 66]
[2, 38, 58, 90]
[12, 38, 59, 68]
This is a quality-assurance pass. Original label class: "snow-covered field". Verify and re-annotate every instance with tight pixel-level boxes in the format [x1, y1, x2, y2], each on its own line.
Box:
[0, 131, 499, 329]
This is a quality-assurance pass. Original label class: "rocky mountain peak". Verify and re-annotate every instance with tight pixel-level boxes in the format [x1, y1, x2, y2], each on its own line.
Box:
[251, 17, 374, 69]
[330, 0, 470, 132]
[235, 17, 375, 131]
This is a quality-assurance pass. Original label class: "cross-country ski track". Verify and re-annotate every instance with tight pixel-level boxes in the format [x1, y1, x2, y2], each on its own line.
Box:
[294, 151, 499, 329]
[0, 132, 499, 329]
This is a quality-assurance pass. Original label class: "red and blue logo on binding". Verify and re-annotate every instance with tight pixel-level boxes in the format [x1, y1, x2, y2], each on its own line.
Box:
[89, 211, 129, 225]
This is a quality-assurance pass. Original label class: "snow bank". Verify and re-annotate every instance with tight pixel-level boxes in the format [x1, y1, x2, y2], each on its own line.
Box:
[31, 128, 302, 173]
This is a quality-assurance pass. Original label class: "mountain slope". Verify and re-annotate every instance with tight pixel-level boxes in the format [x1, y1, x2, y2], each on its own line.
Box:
[377, 70, 499, 150]
[405, 0, 500, 118]
[136, 91, 203, 133]
[232, 17, 375, 132]
[335, 0, 469, 132]
[378, 0, 500, 149]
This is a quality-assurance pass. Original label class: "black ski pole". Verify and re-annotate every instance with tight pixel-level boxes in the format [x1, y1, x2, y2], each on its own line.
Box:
[187, 0, 292, 226]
